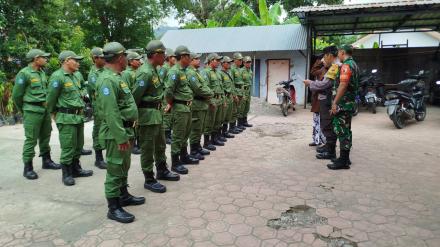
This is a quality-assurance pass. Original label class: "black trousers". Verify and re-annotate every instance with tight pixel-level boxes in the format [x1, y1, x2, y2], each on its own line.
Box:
[319, 98, 337, 146]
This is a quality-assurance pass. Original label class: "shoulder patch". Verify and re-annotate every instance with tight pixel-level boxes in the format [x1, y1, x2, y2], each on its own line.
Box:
[138, 80, 145, 87]
[102, 87, 110, 96]
[91, 77, 96, 83]
[172, 74, 177, 81]
[17, 78, 24, 85]
[191, 76, 196, 82]
[52, 81, 59, 88]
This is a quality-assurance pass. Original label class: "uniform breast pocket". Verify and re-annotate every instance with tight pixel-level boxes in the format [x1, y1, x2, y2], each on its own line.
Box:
[63, 86, 80, 99]
[29, 83, 45, 95]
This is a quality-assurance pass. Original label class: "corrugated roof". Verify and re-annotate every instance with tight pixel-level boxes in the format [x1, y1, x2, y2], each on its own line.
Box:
[160, 24, 307, 53]
[291, 0, 440, 13]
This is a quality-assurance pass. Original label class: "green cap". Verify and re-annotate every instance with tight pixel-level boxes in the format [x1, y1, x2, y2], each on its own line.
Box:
[91, 47, 104, 57]
[165, 48, 176, 58]
[175, 45, 191, 56]
[127, 48, 144, 53]
[221, 56, 233, 63]
[127, 52, 142, 60]
[233, 52, 243, 60]
[103, 42, 127, 58]
[207, 53, 222, 62]
[243, 56, 252, 62]
[339, 44, 353, 53]
[59, 50, 84, 62]
[146, 40, 165, 54]
[190, 53, 202, 59]
[26, 49, 50, 61]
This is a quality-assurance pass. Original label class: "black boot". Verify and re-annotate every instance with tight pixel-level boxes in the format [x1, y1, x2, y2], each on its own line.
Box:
[203, 135, 216, 151]
[235, 120, 245, 132]
[327, 150, 351, 170]
[243, 116, 253, 127]
[72, 159, 93, 178]
[171, 154, 188, 174]
[61, 164, 75, 186]
[211, 133, 224, 146]
[81, 148, 92, 155]
[180, 147, 199, 165]
[223, 124, 235, 138]
[197, 143, 210, 156]
[217, 129, 227, 142]
[165, 130, 172, 145]
[156, 161, 180, 181]
[107, 197, 135, 223]
[23, 161, 38, 180]
[331, 157, 352, 165]
[120, 185, 145, 206]
[317, 144, 329, 153]
[237, 119, 246, 130]
[229, 122, 240, 134]
[190, 144, 205, 160]
[316, 144, 336, 160]
[41, 153, 61, 170]
[143, 171, 166, 193]
[94, 149, 107, 169]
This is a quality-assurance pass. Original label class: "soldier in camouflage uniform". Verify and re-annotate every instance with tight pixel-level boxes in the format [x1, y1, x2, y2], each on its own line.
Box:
[328, 45, 359, 170]
[121, 52, 143, 155]
[159, 49, 177, 145]
[219, 56, 235, 139]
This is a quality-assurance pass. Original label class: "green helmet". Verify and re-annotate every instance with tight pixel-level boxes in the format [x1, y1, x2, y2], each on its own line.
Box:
[126, 52, 142, 60]
[165, 48, 176, 58]
[221, 56, 233, 63]
[146, 40, 165, 55]
[26, 49, 50, 61]
[58, 50, 84, 62]
[91, 47, 104, 57]
[103, 42, 126, 58]
[233, 52, 243, 60]
[175, 45, 191, 56]
[243, 56, 252, 62]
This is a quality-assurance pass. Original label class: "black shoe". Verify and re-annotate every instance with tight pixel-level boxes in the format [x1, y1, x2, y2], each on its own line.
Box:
[120, 185, 145, 206]
[229, 123, 240, 134]
[181, 148, 199, 165]
[212, 133, 225, 146]
[236, 121, 245, 131]
[61, 164, 75, 186]
[165, 130, 172, 145]
[331, 157, 352, 165]
[171, 154, 188, 174]
[81, 148, 92, 156]
[328, 150, 351, 170]
[197, 143, 210, 156]
[316, 144, 329, 153]
[41, 153, 61, 169]
[218, 130, 227, 142]
[156, 161, 180, 181]
[243, 117, 253, 127]
[223, 124, 235, 138]
[203, 135, 216, 151]
[23, 161, 38, 180]
[190, 144, 204, 160]
[237, 119, 246, 130]
[94, 149, 107, 169]
[72, 159, 93, 178]
[309, 142, 318, 147]
[316, 151, 336, 160]
[131, 145, 141, 155]
[143, 171, 166, 193]
[107, 197, 135, 223]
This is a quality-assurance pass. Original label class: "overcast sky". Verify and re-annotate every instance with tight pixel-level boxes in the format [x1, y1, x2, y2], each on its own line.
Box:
[161, 0, 397, 27]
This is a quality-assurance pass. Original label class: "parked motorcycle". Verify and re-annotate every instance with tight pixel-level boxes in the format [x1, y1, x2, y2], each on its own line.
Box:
[358, 69, 385, 114]
[276, 78, 296, 116]
[384, 71, 427, 129]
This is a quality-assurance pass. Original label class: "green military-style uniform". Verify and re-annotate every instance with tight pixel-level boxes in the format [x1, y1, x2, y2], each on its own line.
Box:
[230, 61, 245, 130]
[121, 67, 137, 90]
[219, 58, 235, 128]
[12, 49, 60, 180]
[87, 64, 105, 150]
[159, 60, 174, 143]
[241, 64, 253, 118]
[186, 54, 214, 158]
[132, 40, 181, 192]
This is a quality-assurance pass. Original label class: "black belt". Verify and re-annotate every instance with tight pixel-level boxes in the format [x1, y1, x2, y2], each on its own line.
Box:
[174, 99, 192, 106]
[25, 101, 46, 107]
[57, 107, 83, 115]
[123, 120, 135, 128]
[138, 101, 161, 109]
[194, 96, 205, 101]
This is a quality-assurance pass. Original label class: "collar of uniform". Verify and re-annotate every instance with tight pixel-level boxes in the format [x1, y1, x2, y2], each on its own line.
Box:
[61, 67, 74, 75]
[27, 64, 42, 73]
[95, 65, 104, 72]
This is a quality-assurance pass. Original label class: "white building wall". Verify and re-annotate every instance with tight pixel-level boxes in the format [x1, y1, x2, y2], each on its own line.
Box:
[358, 32, 440, 48]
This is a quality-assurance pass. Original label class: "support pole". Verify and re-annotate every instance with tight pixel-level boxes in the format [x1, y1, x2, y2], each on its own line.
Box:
[304, 24, 312, 109]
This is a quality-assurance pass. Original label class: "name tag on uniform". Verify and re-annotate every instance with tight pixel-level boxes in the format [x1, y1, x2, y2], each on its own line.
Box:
[64, 82, 73, 87]
[152, 76, 160, 88]
[180, 75, 187, 81]
[120, 82, 128, 88]
[31, 78, 40, 83]
[223, 76, 228, 81]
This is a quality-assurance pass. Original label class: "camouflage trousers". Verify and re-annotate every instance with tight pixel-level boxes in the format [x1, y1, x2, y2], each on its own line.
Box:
[332, 111, 353, 151]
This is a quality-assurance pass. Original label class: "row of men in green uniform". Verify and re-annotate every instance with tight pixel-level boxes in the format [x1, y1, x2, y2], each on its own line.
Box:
[12, 40, 254, 223]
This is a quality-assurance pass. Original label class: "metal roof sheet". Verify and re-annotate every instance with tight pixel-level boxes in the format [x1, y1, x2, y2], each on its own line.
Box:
[160, 24, 307, 53]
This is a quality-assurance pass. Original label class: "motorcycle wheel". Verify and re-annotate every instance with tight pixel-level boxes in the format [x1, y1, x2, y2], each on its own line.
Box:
[281, 101, 288, 117]
[371, 103, 377, 114]
[352, 102, 359, 116]
[415, 104, 427, 121]
[391, 106, 405, 129]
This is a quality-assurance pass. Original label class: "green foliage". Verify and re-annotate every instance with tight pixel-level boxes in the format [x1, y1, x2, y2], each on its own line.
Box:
[373, 42, 380, 48]
[315, 38, 333, 51]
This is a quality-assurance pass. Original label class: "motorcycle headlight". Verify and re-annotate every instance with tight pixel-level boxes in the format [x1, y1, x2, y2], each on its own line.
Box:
[385, 93, 398, 100]
[436, 81, 440, 85]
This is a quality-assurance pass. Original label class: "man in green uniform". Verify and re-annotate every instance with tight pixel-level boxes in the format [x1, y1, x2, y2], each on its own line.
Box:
[96, 41, 145, 224]
[328, 45, 359, 170]
[241, 55, 253, 128]
[230, 53, 245, 133]
[47, 50, 93, 186]
[87, 47, 107, 169]
[121, 52, 143, 155]
[187, 53, 214, 160]
[219, 56, 235, 140]
[132, 40, 182, 193]
[12, 49, 60, 180]
[165, 45, 200, 168]
[202, 53, 225, 147]
[160, 49, 177, 145]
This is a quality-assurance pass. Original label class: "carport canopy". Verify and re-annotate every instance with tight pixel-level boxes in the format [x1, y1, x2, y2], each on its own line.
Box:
[291, 0, 440, 36]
